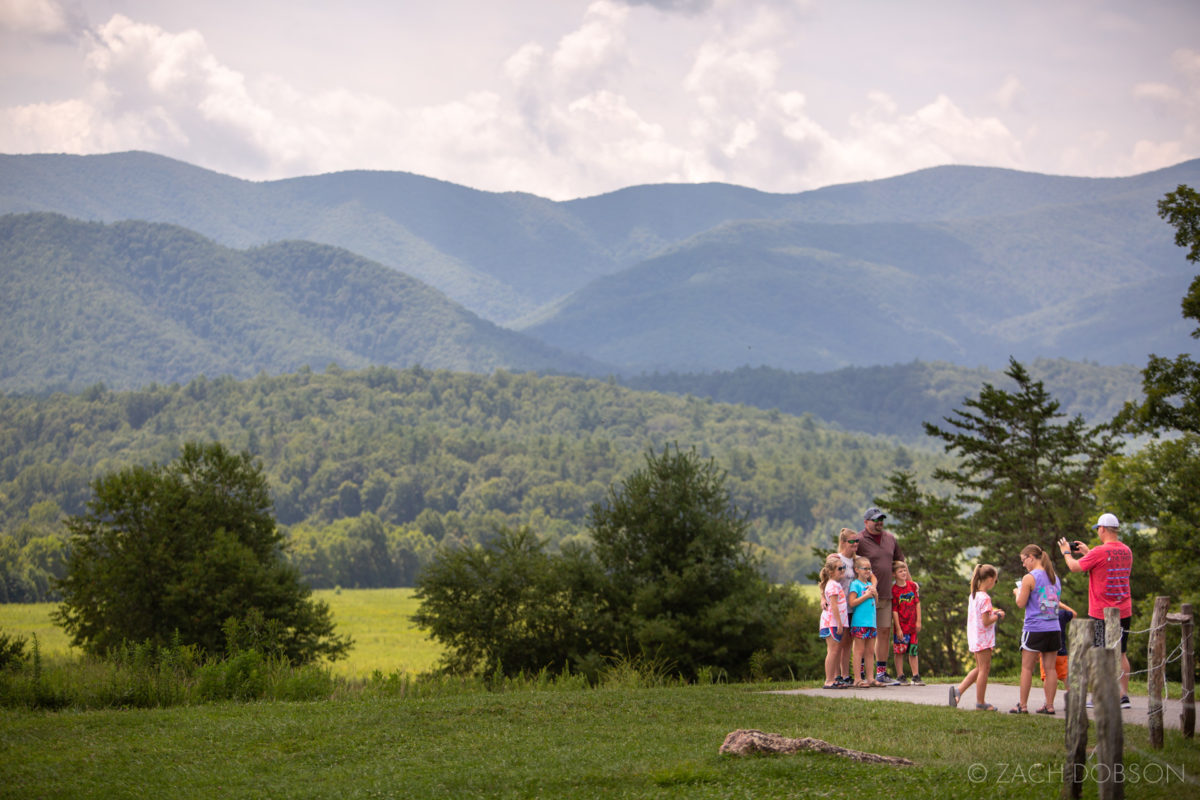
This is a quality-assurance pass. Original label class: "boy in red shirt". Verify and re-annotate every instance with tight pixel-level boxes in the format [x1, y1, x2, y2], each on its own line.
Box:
[890, 560, 923, 686]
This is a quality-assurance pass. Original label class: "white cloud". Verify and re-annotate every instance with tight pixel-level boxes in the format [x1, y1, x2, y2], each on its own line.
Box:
[0, 1, 1196, 199]
[0, 0, 75, 36]
[991, 75, 1024, 111]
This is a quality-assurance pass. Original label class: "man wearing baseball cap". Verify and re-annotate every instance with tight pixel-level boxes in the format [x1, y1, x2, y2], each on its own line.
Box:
[1057, 513, 1133, 708]
[858, 507, 905, 685]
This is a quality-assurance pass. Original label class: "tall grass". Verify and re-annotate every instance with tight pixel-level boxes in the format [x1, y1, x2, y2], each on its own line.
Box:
[0, 587, 443, 677]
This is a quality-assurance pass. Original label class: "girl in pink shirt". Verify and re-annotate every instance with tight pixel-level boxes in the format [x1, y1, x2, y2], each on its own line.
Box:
[818, 553, 849, 689]
[949, 564, 1006, 711]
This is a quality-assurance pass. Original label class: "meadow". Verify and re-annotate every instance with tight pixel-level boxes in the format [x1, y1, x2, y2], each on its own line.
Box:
[0, 588, 443, 678]
[0, 587, 824, 678]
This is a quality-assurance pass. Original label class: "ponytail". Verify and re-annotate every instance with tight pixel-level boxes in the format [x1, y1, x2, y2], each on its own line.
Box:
[970, 563, 998, 598]
[818, 553, 843, 595]
[1020, 544, 1057, 584]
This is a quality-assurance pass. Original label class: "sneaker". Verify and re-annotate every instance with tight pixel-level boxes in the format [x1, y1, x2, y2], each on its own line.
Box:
[875, 672, 901, 686]
[911, 676, 925, 686]
[1121, 695, 1132, 709]
[897, 675, 911, 686]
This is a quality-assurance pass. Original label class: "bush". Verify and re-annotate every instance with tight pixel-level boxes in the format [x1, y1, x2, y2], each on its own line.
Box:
[0, 629, 29, 670]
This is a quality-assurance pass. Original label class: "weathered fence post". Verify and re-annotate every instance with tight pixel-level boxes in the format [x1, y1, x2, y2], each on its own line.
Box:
[1148, 596, 1170, 748]
[1180, 603, 1195, 738]
[1062, 617, 1092, 800]
[1091, 639, 1124, 800]
[1099, 606, 1123, 800]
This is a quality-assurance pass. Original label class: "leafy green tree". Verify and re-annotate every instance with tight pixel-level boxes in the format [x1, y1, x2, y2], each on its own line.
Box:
[412, 527, 611, 677]
[54, 442, 350, 664]
[922, 358, 1113, 670]
[589, 444, 790, 679]
[1096, 434, 1192, 604]
[875, 471, 969, 676]
[1119, 184, 1200, 435]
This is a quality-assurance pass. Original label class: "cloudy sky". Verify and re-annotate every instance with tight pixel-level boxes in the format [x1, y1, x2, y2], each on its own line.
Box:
[2, 0, 1198, 200]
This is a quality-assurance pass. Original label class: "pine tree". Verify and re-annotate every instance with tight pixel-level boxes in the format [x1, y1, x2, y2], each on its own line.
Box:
[920, 358, 1114, 669]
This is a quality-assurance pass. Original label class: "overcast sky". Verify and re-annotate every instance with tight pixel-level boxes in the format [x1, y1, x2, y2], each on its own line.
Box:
[2, 0, 1197, 200]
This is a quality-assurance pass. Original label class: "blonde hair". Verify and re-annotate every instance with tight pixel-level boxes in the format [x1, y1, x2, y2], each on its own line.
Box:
[970, 564, 998, 599]
[892, 559, 908, 573]
[853, 555, 871, 574]
[817, 553, 843, 595]
[838, 527, 858, 545]
[1020, 544, 1057, 584]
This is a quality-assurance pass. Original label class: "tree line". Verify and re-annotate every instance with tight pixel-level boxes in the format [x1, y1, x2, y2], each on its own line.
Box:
[0, 365, 944, 601]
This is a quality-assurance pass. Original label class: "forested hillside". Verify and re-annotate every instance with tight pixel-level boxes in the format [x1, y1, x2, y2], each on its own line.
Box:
[0, 366, 947, 600]
[624, 358, 1142, 439]
[0, 213, 596, 393]
[4, 151, 1200, 374]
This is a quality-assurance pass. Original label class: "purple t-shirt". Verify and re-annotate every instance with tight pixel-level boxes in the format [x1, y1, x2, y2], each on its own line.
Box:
[1022, 569, 1061, 633]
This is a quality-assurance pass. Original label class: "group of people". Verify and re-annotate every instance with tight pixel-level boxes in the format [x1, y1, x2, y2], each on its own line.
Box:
[816, 507, 1135, 713]
[817, 507, 920, 688]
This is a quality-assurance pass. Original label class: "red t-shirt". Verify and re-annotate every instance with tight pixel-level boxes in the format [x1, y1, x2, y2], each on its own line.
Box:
[1077, 540, 1133, 618]
[891, 580, 920, 634]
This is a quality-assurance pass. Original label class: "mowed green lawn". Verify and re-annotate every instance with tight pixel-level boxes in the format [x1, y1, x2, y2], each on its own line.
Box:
[3, 682, 1198, 799]
[0, 588, 442, 677]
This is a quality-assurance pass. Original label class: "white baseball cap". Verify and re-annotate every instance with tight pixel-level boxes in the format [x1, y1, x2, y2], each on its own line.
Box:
[1092, 513, 1120, 530]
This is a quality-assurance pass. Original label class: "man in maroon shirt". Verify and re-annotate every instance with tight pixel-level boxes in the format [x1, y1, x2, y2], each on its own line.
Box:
[858, 507, 905, 685]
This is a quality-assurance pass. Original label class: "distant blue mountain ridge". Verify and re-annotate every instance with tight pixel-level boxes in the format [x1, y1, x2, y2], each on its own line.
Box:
[2, 150, 1198, 380]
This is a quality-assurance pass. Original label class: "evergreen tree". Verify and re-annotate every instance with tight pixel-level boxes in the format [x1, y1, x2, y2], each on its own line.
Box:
[921, 358, 1113, 669]
[874, 471, 969, 676]
[589, 444, 789, 679]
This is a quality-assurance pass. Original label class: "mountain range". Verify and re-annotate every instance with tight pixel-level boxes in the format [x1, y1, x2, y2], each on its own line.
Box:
[2, 150, 1198, 388]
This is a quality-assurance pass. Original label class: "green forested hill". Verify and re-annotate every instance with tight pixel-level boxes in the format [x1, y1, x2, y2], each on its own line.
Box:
[624, 358, 1143, 439]
[5, 151, 1200, 374]
[521, 198, 1199, 371]
[0, 213, 597, 393]
[0, 366, 948, 598]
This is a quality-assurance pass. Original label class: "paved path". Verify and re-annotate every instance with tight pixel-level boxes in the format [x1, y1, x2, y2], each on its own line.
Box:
[773, 683, 1189, 730]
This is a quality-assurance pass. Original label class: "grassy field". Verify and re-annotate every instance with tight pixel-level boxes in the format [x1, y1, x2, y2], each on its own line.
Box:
[2, 682, 1198, 799]
[3, 590, 1199, 798]
[0, 588, 442, 677]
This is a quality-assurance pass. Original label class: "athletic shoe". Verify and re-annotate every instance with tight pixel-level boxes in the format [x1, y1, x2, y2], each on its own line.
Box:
[911, 676, 925, 686]
[897, 675, 911, 686]
[1121, 695, 1132, 709]
[875, 672, 901, 686]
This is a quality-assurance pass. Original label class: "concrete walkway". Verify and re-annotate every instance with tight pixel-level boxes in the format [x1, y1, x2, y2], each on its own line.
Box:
[773, 682, 1189, 730]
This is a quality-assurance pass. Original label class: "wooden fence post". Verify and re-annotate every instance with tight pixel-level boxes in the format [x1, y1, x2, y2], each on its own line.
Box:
[1180, 603, 1195, 738]
[1148, 596, 1170, 749]
[1098, 607, 1124, 799]
[1091, 642, 1124, 800]
[1062, 617, 1092, 800]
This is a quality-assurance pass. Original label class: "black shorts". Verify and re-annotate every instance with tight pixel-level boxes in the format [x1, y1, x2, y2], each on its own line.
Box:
[1090, 616, 1131, 653]
[1021, 629, 1062, 653]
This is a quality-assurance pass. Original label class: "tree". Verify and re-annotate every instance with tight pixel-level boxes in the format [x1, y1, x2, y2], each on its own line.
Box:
[588, 444, 790, 679]
[874, 471, 969, 676]
[54, 442, 350, 664]
[412, 527, 611, 677]
[921, 358, 1113, 670]
[1119, 184, 1200, 435]
[412, 444, 795, 681]
[1093, 439, 1185, 603]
